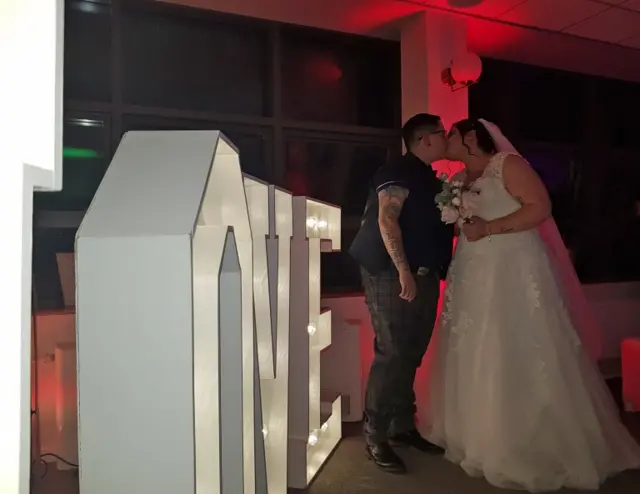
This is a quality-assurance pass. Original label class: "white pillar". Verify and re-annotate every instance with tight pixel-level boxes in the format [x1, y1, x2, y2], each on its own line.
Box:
[401, 10, 469, 174]
[399, 10, 468, 421]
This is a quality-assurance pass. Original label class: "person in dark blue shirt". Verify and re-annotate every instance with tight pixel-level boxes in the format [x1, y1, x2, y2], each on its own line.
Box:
[349, 113, 454, 473]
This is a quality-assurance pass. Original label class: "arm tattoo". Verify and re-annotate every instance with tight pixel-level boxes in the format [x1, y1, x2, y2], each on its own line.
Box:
[382, 229, 406, 270]
[380, 186, 409, 217]
[378, 186, 410, 271]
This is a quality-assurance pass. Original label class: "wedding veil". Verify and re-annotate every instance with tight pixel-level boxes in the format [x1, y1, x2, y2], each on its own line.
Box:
[477, 118, 603, 362]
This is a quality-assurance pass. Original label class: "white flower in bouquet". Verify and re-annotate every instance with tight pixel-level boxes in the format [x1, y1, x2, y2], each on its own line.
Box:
[440, 205, 460, 224]
[435, 174, 477, 224]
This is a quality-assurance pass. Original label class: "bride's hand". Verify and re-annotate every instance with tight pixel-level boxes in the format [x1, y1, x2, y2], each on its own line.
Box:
[463, 216, 490, 242]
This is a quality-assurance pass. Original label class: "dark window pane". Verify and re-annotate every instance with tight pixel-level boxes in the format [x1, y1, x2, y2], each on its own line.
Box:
[64, 1, 111, 102]
[558, 148, 640, 284]
[514, 65, 584, 144]
[597, 78, 640, 150]
[517, 142, 578, 245]
[34, 115, 111, 211]
[469, 58, 512, 127]
[283, 135, 399, 292]
[122, 3, 270, 115]
[121, 116, 272, 181]
[584, 153, 640, 282]
[281, 27, 400, 128]
[32, 227, 77, 311]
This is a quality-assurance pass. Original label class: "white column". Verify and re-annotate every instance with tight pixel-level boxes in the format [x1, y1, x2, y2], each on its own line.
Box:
[401, 10, 469, 174]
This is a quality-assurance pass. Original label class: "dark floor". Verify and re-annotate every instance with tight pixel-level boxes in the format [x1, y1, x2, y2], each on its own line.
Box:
[32, 379, 640, 494]
[303, 378, 640, 494]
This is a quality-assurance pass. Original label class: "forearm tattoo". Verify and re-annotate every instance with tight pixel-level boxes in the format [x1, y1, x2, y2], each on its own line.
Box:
[379, 186, 410, 271]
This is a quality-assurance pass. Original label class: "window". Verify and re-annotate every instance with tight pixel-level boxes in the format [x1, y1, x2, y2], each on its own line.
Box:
[516, 142, 579, 245]
[283, 133, 399, 291]
[32, 226, 77, 311]
[280, 27, 400, 128]
[564, 148, 640, 283]
[34, 115, 111, 212]
[514, 65, 585, 144]
[597, 78, 640, 150]
[469, 58, 513, 129]
[591, 153, 640, 282]
[64, 0, 112, 102]
[121, 3, 270, 116]
[121, 115, 273, 181]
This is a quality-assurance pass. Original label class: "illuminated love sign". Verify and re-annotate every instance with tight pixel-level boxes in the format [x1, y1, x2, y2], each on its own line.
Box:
[75, 131, 342, 494]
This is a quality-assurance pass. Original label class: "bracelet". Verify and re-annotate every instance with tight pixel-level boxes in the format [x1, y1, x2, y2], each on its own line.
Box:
[484, 222, 492, 238]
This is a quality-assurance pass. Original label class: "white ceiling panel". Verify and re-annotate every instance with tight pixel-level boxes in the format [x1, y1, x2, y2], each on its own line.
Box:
[621, 0, 640, 11]
[398, 0, 640, 52]
[619, 36, 640, 48]
[565, 7, 640, 42]
[416, 0, 528, 17]
[499, 0, 609, 31]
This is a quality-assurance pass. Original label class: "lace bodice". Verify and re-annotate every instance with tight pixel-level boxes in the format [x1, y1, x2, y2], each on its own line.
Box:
[456, 152, 541, 252]
[463, 151, 522, 222]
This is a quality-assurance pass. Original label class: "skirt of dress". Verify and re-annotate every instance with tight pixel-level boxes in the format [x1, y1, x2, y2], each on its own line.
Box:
[422, 231, 640, 492]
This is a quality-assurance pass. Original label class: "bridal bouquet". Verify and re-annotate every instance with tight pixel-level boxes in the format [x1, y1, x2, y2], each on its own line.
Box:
[434, 174, 478, 224]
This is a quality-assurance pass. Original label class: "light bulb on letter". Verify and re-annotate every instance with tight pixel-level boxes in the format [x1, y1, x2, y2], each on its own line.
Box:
[307, 430, 319, 447]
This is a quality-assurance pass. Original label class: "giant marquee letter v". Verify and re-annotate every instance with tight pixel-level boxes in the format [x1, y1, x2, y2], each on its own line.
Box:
[244, 177, 293, 494]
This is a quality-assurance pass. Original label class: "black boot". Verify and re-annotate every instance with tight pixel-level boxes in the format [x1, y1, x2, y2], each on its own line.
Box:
[365, 442, 406, 474]
[389, 430, 444, 454]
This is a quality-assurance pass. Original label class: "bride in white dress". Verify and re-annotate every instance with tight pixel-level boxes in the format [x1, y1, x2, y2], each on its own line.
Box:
[423, 118, 640, 491]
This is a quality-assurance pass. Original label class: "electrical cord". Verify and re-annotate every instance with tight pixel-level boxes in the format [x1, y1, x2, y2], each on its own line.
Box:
[31, 453, 79, 480]
[40, 453, 79, 469]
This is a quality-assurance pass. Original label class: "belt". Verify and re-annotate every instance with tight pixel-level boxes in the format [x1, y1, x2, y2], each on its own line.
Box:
[417, 267, 430, 276]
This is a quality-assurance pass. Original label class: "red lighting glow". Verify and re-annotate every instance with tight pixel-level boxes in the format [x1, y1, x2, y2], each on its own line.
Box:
[622, 338, 640, 412]
[306, 55, 343, 83]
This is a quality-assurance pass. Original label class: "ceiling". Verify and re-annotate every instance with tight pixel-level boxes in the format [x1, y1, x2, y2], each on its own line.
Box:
[408, 0, 640, 49]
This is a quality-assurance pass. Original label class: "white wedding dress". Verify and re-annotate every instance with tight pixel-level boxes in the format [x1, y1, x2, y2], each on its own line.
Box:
[424, 152, 640, 491]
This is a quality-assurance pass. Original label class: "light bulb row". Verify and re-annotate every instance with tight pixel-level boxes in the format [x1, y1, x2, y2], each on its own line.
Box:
[306, 217, 328, 230]
[307, 421, 330, 447]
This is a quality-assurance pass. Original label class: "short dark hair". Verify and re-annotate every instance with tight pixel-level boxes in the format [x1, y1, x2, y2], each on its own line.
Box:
[401, 113, 442, 150]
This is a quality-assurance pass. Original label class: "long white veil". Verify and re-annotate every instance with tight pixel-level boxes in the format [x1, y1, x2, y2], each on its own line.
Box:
[478, 118, 603, 362]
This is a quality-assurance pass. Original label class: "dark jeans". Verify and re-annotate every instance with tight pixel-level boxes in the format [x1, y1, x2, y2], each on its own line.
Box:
[361, 267, 440, 444]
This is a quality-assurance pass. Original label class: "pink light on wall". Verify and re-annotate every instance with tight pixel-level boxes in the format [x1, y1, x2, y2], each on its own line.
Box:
[622, 338, 640, 412]
[306, 55, 343, 83]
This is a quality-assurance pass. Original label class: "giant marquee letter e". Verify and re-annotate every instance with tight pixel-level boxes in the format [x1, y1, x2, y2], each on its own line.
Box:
[289, 198, 342, 488]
